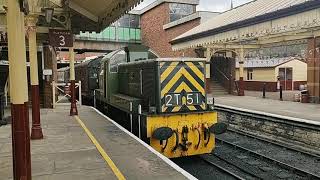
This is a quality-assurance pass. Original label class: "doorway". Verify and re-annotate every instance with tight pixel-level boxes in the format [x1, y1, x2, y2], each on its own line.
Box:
[279, 67, 293, 90]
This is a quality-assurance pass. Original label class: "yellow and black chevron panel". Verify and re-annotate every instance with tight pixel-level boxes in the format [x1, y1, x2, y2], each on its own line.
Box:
[160, 61, 206, 113]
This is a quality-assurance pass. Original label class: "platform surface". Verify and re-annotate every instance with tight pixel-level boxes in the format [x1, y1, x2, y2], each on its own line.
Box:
[215, 96, 320, 122]
[0, 106, 192, 180]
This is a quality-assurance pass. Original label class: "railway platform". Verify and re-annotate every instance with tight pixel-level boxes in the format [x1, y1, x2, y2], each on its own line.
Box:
[215, 96, 319, 123]
[0, 106, 194, 180]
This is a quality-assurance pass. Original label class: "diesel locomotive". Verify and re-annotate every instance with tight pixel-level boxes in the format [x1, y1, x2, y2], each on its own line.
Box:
[95, 45, 227, 158]
[74, 56, 103, 105]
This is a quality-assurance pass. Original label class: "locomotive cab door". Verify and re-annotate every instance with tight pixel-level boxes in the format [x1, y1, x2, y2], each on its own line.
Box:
[106, 50, 126, 102]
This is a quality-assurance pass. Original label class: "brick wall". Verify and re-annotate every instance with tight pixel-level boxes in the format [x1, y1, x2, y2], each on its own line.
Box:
[294, 81, 307, 90]
[140, 2, 200, 57]
[237, 81, 307, 92]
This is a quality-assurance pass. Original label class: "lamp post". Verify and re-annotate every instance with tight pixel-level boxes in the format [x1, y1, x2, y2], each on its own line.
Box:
[43, 7, 54, 25]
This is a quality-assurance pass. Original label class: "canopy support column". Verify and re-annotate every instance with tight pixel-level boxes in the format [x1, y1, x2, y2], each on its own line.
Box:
[26, 15, 43, 140]
[205, 48, 213, 94]
[238, 47, 245, 96]
[7, 0, 31, 179]
[69, 47, 78, 116]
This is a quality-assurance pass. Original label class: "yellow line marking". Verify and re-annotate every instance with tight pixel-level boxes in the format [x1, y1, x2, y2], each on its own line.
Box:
[74, 116, 126, 180]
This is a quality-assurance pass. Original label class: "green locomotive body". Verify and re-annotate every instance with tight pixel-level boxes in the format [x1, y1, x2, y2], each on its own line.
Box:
[95, 45, 226, 158]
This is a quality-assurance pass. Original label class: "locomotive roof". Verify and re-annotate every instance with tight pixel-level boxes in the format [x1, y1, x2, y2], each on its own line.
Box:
[118, 58, 207, 66]
[75, 56, 104, 68]
[155, 58, 206, 62]
[57, 66, 70, 72]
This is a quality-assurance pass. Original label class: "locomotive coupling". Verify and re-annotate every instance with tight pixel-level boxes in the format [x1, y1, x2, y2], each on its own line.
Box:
[209, 123, 228, 135]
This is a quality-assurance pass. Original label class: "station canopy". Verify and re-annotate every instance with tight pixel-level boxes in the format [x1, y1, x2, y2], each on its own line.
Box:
[52, 0, 143, 33]
[170, 0, 320, 51]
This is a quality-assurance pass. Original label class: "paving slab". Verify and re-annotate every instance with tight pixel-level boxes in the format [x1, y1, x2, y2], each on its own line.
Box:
[78, 107, 190, 180]
[0, 106, 193, 180]
[0, 106, 116, 180]
[215, 96, 320, 122]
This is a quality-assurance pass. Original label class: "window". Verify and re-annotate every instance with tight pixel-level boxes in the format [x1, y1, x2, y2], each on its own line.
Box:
[116, 14, 140, 28]
[247, 68, 253, 80]
[129, 50, 158, 62]
[109, 50, 126, 73]
[279, 68, 292, 81]
[169, 3, 194, 22]
[130, 15, 140, 28]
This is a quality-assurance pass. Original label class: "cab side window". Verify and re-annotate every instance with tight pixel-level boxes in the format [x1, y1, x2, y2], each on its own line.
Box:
[109, 50, 126, 73]
[99, 63, 104, 90]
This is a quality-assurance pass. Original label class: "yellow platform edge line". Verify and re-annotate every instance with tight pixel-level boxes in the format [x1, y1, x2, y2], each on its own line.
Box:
[74, 116, 126, 180]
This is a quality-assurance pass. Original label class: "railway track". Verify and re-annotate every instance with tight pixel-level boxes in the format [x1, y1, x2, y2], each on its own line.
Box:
[215, 105, 320, 154]
[178, 130, 320, 179]
[227, 129, 320, 159]
[214, 130, 320, 180]
[199, 155, 259, 180]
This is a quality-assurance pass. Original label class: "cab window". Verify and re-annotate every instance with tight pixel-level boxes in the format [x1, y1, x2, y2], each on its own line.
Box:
[109, 50, 126, 73]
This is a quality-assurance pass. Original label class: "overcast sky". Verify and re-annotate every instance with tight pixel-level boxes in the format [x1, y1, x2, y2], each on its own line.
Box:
[134, 0, 253, 12]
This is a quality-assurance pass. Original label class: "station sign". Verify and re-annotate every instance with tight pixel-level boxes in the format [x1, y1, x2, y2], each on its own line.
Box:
[49, 29, 73, 47]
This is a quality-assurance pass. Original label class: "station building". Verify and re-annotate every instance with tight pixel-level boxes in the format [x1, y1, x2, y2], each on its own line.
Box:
[235, 57, 307, 92]
[57, 11, 142, 68]
[170, 0, 320, 103]
[136, 0, 218, 57]
[0, 0, 145, 108]
[76, 0, 219, 58]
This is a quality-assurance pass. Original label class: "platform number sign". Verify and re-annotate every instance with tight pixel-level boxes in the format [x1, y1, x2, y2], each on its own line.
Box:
[49, 29, 73, 47]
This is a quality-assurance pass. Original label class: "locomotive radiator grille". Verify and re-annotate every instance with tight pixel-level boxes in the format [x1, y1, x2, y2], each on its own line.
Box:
[160, 61, 206, 113]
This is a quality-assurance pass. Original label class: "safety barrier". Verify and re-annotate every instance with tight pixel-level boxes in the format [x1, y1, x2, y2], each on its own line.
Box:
[52, 81, 82, 108]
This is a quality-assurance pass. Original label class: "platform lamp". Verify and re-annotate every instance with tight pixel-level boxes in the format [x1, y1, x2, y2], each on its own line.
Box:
[43, 7, 54, 25]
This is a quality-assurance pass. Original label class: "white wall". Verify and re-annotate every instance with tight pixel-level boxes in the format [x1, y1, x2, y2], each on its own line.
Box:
[275, 60, 307, 81]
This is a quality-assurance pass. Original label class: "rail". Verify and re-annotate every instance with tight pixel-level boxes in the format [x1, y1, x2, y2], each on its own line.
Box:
[228, 128, 320, 159]
[199, 156, 249, 180]
[215, 137, 320, 179]
[52, 81, 82, 108]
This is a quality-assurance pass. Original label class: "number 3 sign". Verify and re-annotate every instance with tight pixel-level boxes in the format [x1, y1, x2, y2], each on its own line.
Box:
[49, 29, 73, 47]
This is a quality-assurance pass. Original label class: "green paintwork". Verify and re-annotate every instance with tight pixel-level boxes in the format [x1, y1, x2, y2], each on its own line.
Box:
[110, 94, 142, 113]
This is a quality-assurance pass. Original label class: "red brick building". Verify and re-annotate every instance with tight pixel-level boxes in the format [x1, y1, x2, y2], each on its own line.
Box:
[135, 0, 218, 57]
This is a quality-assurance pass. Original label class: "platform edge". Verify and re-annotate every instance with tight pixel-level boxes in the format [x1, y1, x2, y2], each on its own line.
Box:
[215, 104, 320, 126]
[90, 107, 198, 180]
